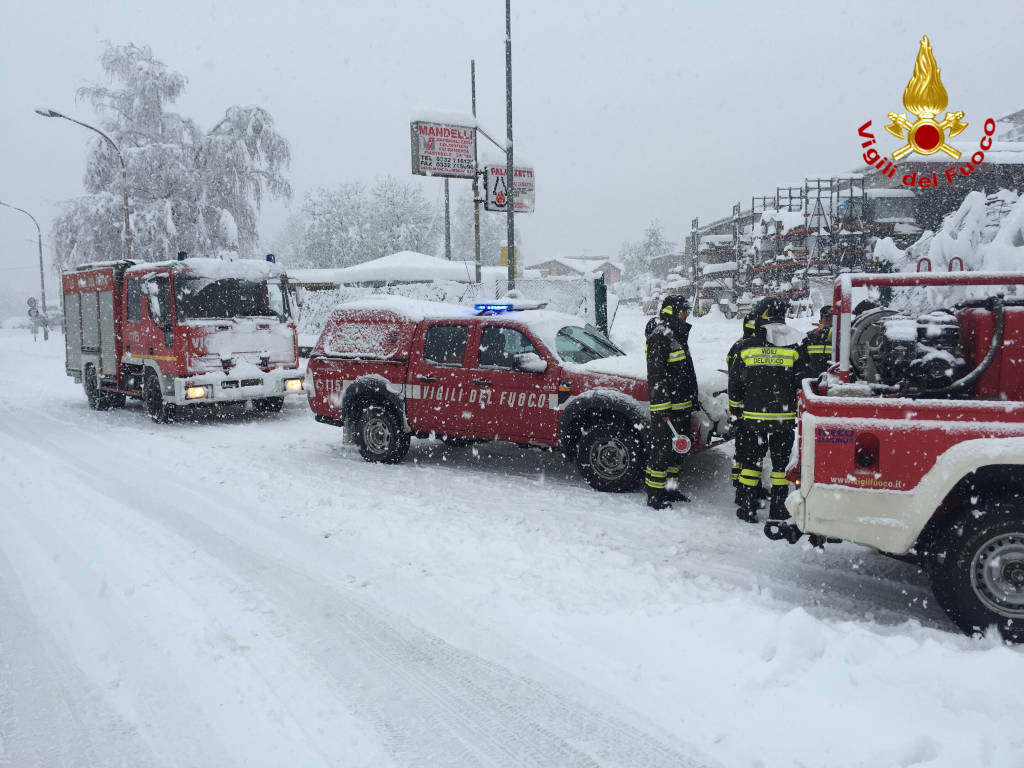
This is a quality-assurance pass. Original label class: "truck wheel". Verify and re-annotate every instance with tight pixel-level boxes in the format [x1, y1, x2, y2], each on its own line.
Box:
[144, 374, 175, 424]
[930, 499, 1024, 642]
[253, 397, 285, 413]
[355, 403, 410, 464]
[576, 422, 644, 492]
[83, 365, 107, 410]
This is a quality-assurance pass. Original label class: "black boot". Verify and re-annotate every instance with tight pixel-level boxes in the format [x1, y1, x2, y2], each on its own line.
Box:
[735, 485, 758, 523]
[646, 489, 672, 510]
[768, 485, 789, 521]
[736, 507, 759, 523]
[665, 482, 690, 503]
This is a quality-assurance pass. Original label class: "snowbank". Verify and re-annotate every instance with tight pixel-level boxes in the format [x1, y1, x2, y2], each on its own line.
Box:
[873, 189, 1024, 310]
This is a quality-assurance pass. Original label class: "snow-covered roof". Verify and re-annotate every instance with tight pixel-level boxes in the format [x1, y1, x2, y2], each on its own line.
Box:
[702, 261, 737, 275]
[288, 252, 507, 285]
[329, 294, 594, 354]
[760, 210, 806, 234]
[126, 257, 283, 280]
[865, 188, 916, 198]
[699, 235, 733, 248]
[530, 257, 624, 275]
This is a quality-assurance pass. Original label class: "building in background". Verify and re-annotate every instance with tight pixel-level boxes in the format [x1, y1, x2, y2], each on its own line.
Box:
[529, 257, 623, 285]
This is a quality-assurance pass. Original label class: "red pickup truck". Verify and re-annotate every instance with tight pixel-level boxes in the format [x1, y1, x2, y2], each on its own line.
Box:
[306, 297, 727, 491]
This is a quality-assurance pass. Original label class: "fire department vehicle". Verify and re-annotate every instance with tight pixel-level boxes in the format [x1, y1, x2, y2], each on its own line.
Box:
[306, 297, 728, 491]
[778, 270, 1024, 640]
[62, 255, 303, 421]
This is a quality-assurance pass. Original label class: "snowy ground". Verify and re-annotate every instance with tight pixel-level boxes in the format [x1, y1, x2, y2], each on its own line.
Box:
[2, 310, 1022, 768]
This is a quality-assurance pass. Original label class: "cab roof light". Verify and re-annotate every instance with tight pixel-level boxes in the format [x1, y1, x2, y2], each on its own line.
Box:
[474, 303, 514, 313]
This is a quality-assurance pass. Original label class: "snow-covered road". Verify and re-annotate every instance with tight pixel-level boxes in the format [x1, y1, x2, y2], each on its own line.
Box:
[2, 313, 1022, 768]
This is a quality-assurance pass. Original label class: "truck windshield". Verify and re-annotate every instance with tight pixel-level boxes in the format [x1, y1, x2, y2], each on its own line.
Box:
[174, 277, 282, 321]
[555, 325, 624, 364]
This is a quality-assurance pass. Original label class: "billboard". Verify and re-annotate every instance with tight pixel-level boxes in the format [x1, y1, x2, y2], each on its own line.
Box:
[483, 164, 535, 213]
[410, 121, 477, 179]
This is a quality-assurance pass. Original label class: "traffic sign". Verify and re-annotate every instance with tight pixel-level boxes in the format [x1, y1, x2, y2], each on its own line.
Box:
[27, 296, 37, 307]
[28, 307, 40, 318]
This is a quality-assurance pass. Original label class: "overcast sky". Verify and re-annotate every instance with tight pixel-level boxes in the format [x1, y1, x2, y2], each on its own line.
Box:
[1, 0, 1021, 308]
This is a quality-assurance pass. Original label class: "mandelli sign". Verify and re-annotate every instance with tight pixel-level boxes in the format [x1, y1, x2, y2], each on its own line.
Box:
[410, 120, 477, 179]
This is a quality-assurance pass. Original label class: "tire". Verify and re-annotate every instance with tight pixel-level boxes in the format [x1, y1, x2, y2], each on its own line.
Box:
[929, 498, 1024, 642]
[144, 374, 175, 424]
[576, 421, 645, 492]
[354, 403, 410, 464]
[253, 397, 285, 413]
[83, 365, 109, 410]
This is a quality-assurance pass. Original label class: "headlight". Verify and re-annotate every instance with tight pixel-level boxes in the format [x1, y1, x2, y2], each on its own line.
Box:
[285, 378, 304, 392]
[185, 385, 209, 400]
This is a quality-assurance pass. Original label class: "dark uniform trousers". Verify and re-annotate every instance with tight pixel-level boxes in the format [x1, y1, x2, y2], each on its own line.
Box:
[734, 418, 795, 519]
[645, 412, 691, 495]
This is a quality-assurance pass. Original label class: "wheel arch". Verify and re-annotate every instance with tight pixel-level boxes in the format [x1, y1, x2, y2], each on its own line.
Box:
[916, 462, 1024, 557]
[558, 391, 649, 459]
[341, 376, 407, 428]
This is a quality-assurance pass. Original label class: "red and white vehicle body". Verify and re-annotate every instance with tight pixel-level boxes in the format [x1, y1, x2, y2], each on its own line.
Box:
[784, 271, 1024, 639]
[62, 257, 303, 420]
[306, 297, 728, 491]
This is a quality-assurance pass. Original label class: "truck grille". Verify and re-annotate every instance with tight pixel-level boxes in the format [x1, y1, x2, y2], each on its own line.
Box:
[220, 378, 264, 389]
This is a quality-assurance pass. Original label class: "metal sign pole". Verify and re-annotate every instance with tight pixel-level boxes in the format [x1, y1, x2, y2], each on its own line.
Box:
[471, 59, 482, 283]
[444, 178, 452, 260]
[691, 218, 700, 314]
[505, 0, 515, 291]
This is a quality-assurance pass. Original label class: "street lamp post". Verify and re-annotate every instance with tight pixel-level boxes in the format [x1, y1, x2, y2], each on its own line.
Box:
[0, 200, 49, 340]
[35, 107, 132, 261]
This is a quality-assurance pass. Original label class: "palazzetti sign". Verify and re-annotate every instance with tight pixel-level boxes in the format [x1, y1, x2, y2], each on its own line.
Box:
[483, 164, 535, 213]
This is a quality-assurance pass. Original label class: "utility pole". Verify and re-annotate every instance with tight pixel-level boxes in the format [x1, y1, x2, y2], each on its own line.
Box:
[443, 178, 451, 259]
[0, 200, 49, 340]
[504, 0, 515, 291]
[471, 59, 482, 283]
[36, 108, 131, 262]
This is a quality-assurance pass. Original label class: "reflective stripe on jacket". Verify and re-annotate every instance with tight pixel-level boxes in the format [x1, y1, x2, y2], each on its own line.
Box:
[727, 326, 807, 421]
[646, 319, 698, 416]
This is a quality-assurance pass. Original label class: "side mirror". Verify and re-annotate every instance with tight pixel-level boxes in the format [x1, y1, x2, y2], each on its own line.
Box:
[515, 352, 547, 374]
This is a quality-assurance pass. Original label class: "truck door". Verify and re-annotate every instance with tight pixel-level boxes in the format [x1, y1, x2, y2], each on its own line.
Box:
[406, 321, 475, 436]
[138, 273, 176, 368]
[467, 324, 560, 443]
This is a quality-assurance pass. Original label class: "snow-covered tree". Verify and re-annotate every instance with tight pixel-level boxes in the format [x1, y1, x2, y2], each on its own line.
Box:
[289, 177, 439, 268]
[368, 176, 439, 260]
[52, 43, 291, 268]
[620, 220, 674, 277]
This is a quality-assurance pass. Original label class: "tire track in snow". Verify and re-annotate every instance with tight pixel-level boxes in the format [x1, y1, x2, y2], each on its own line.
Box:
[3, 405, 719, 768]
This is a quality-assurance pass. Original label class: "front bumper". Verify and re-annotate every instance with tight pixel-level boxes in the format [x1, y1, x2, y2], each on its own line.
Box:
[169, 368, 304, 405]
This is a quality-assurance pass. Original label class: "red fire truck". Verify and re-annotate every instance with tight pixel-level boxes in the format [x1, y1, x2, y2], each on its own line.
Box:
[306, 297, 729, 491]
[62, 256, 303, 421]
[777, 271, 1024, 640]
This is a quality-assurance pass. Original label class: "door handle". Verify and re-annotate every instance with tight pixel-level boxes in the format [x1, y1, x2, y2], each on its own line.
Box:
[417, 374, 437, 383]
[473, 378, 493, 387]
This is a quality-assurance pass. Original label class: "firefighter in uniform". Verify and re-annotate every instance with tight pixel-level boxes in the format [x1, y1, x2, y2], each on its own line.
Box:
[801, 305, 833, 378]
[645, 294, 698, 509]
[726, 308, 760, 502]
[727, 298, 807, 526]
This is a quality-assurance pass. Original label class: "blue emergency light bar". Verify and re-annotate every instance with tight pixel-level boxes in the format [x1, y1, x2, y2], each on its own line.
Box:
[474, 303, 513, 312]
